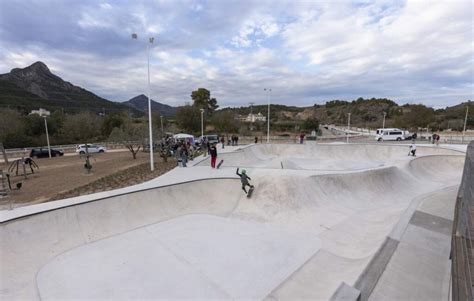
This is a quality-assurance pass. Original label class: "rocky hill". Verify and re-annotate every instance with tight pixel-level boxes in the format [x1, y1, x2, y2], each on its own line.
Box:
[123, 94, 178, 117]
[219, 97, 472, 131]
[0, 61, 141, 115]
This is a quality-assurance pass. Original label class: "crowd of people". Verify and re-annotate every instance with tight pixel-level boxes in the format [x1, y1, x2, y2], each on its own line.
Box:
[156, 134, 242, 168]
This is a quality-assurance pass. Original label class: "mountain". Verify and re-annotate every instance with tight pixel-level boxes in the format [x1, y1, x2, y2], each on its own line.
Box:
[123, 94, 178, 117]
[0, 61, 141, 115]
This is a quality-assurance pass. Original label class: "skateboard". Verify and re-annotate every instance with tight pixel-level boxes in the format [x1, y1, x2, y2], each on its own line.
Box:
[217, 159, 224, 169]
[247, 186, 254, 198]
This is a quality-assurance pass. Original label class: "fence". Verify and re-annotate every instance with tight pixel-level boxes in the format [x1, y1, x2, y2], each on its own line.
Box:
[3, 142, 128, 160]
[451, 141, 474, 301]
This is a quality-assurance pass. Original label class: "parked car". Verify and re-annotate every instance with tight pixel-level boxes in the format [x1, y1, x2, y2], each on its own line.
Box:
[375, 128, 405, 141]
[76, 144, 106, 154]
[29, 148, 64, 158]
[196, 134, 219, 146]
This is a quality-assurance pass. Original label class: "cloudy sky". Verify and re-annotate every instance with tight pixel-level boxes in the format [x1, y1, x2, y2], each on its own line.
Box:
[0, 0, 472, 108]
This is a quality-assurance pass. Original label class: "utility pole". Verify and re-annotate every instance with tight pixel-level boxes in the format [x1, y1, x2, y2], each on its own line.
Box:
[462, 106, 469, 143]
[200, 109, 204, 139]
[43, 116, 51, 158]
[346, 113, 351, 143]
[160, 115, 164, 137]
[382, 112, 386, 129]
[132, 33, 155, 171]
[264, 88, 271, 143]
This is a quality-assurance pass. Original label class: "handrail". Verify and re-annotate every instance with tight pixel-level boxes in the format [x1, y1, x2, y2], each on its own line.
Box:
[451, 141, 474, 301]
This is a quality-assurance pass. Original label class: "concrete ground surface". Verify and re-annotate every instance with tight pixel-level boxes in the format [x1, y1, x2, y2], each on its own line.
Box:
[0, 143, 466, 300]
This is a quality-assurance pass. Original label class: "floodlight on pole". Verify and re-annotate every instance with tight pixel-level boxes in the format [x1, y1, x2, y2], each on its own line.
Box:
[200, 109, 204, 139]
[132, 33, 155, 171]
[462, 106, 469, 143]
[346, 113, 351, 143]
[160, 115, 164, 136]
[264, 88, 271, 143]
[42, 115, 51, 158]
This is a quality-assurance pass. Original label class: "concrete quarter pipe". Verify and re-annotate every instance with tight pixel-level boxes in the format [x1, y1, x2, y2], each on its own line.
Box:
[0, 143, 465, 300]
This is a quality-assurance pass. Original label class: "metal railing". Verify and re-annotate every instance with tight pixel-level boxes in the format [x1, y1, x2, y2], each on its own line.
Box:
[451, 141, 474, 301]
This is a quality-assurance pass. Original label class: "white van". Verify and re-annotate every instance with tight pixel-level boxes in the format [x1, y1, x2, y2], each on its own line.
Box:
[375, 128, 405, 141]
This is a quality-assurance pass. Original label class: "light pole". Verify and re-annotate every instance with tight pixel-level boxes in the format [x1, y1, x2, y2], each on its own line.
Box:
[132, 33, 155, 171]
[346, 113, 351, 143]
[42, 115, 51, 158]
[462, 106, 469, 143]
[382, 112, 386, 129]
[160, 115, 164, 136]
[264, 88, 271, 143]
[200, 109, 204, 139]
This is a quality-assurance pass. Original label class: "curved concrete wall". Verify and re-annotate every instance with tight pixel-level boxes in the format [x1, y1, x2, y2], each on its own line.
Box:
[0, 146, 466, 300]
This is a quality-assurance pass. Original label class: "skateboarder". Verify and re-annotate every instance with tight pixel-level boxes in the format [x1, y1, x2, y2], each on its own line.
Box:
[236, 168, 254, 195]
[409, 143, 417, 157]
[210, 143, 218, 168]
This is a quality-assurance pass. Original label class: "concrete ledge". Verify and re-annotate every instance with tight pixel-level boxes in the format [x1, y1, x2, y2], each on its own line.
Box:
[330, 282, 361, 301]
[409, 210, 453, 236]
[354, 237, 399, 301]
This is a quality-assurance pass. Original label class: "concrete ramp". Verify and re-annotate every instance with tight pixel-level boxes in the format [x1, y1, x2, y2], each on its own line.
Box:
[0, 144, 466, 300]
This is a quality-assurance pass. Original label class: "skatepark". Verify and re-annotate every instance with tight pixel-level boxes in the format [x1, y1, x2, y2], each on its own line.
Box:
[0, 142, 468, 300]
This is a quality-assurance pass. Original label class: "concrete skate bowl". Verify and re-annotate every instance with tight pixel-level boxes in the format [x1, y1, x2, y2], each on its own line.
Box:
[0, 145, 465, 300]
[198, 143, 463, 170]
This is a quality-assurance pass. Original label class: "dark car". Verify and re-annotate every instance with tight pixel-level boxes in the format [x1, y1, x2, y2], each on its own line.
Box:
[29, 148, 64, 158]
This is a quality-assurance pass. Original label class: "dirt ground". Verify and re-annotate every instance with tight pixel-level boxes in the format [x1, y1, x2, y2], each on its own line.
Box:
[0, 151, 177, 209]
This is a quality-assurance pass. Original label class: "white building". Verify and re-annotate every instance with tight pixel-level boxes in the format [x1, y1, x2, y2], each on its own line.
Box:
[30, 108, 51, 117]
[237, 113, 266, 123]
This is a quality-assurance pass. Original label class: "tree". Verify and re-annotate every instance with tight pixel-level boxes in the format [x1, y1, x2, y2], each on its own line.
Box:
[0, 108, 30, 148]
[302, 116, 320, 132]
[108, 121, 147, 159]
[211, 111, 240, 134]
[191, 88, 219, 115]
[102, 114, 125, 137]
[176, 105, 201, 133]
[60, 112, 102, 143]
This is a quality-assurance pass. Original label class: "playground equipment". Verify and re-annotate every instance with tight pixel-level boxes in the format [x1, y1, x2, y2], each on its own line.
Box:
[8, 157, 39, 177]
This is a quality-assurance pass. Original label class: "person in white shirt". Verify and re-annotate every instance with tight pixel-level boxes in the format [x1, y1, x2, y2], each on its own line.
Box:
[409, 143, 417, 157]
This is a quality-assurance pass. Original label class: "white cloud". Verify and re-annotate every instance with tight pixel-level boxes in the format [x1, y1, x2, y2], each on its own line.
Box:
[231, 14, 280, 48]
[0, 0, 472, 108]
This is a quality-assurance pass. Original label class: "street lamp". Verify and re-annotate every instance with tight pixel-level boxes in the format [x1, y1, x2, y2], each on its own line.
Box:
[200, 109, 204, 139]
[264, 88, 271, 143]
[346, 113, 351, 143]
[462, 106, 469, 143]
[42, 115, 51, 158]
[160, 115, 164, 136]
[382, 112, 387, 129]
[132, 33, 155, 171]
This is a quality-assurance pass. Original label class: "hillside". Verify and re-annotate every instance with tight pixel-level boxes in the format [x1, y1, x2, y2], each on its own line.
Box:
[218, 97, 473, 131]
[123, 94, 178, 117]
[0, 61, 141, 115]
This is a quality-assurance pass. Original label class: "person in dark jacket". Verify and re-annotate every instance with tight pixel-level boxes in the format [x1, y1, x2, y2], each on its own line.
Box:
[210, 143, 218, 168]
[236, 167, 254, 194]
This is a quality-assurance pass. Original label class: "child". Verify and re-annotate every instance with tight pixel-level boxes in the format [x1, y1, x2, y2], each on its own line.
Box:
[236, 168, 254, 194]
[409, 143, 417, 157]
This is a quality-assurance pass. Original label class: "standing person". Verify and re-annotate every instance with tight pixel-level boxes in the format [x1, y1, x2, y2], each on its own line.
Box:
[206, 140, 211, 155]
[209, 143, 218, 168]
[254, 136, 258, 144]
[236, 168, 254, 195]
[235, 135, 239, 146]
[299, 132, 305, 144]
[176, 143, 183, 166]
[409, 143, 417, 157]
[436, 134, 440, 146]
[220, 136, 225, 149]
[181, 144, 188, 167]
